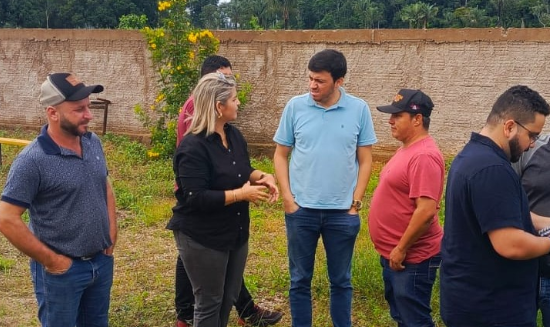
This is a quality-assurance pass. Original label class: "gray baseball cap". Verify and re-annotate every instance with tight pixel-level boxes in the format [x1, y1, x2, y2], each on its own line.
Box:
[40, 73, 103, 107]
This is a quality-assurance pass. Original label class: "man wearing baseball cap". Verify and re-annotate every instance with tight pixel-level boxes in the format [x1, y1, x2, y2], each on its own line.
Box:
[368, 89, 444, 327]
[0, 73, 117, 326]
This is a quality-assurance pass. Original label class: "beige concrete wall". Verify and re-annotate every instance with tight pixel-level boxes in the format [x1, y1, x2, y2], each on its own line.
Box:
[0, 29, 157, 135]
[2, 28, 550, 159]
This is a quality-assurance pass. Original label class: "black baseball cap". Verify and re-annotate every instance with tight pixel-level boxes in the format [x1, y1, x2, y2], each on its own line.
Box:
[377, 89, 434, 117]
[40, 73, 104, 107]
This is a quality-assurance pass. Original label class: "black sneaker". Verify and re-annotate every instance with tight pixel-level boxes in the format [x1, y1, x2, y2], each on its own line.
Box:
[238, 305, 283, 326]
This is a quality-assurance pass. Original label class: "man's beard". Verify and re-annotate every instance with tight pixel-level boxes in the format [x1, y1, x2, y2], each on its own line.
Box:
[60, 115, 87, 137]
[508, 135, 525, 163]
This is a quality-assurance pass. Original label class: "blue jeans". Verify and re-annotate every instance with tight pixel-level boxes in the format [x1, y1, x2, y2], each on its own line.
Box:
[30, 252, 114, 327]
[285, 207, 360, 327]
[540, 277, 550, 327]
[380, 254, 441, 327]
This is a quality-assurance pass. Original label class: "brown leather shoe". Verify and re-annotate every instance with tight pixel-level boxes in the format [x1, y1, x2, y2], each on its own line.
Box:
[238, 305, 283, 326]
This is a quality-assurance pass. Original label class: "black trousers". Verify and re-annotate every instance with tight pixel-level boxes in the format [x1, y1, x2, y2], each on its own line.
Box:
[175, 255, 256, 321]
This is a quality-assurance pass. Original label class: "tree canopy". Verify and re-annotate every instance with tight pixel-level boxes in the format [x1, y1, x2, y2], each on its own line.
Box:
[2, 0, 550, 29]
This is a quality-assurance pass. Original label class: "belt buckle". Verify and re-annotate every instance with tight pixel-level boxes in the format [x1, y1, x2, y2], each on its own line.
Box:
[79, 252, 98, 260]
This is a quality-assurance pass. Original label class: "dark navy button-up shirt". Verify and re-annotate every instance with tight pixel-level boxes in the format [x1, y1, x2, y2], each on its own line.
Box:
[440, 132, 537, 327]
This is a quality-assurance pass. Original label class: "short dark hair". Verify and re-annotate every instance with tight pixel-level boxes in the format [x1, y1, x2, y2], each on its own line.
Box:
[406, 112, 431, 130]
[307, 49, 347, 82]
[487, 85, 550, 125]
[200, 55, 232, 77]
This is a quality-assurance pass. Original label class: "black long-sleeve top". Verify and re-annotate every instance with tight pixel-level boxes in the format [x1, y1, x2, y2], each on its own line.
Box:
[167, 124, 253, 251]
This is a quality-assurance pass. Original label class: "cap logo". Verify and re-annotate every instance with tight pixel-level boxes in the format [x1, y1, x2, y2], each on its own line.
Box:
[65, 74, 80, 86]
[393, 94, 404, 102]
[376, 89, 433, 118]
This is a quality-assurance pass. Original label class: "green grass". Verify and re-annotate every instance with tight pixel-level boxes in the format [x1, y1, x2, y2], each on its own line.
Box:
[0, 257, 16, 273]
[0, 128, 447, 326]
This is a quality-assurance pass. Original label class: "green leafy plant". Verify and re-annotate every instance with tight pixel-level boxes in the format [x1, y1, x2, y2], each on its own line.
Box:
[249, 16, 264, 30]
[118, 14, 148, 29]
[0, 256, 16, 273]
[137, 0, 220, 158]
[236, 76, 253, 108]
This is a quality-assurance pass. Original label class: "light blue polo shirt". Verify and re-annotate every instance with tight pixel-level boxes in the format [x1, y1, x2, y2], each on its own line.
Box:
[1, 125, 112, 257]
[273, 88, 377, 209]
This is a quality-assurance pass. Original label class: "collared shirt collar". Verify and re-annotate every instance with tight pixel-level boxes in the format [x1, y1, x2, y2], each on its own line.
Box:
[306, 87, 347, 110]
[470, 132, 509, 162]
[205, 123, 232, 143]
[37, 124, 92, 155]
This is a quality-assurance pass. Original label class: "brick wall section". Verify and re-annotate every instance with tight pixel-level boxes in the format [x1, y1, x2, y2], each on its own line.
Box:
[0, 29, 157, 135]
[2, 28, 550, 159]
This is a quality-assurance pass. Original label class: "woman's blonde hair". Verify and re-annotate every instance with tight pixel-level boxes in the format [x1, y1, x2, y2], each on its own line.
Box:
[188, 72, 236, 136]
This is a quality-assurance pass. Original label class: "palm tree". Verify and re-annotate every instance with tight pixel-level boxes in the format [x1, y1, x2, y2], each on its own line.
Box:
[399, 2, 426, 28]
[270, 0, 298, 29]
[531, 2, 550, 27]
[490, 0, 505, 27]
[353, 0, 384, 29]
[244, 0, 270, 29]
[400, 2, 438, 29]
[419, 3, 438, 29]
[199, 4, 221, 29]
[219, 1, 241, 28]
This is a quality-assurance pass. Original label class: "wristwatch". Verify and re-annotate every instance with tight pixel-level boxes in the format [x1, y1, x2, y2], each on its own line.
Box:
[351, 200, 363, 210]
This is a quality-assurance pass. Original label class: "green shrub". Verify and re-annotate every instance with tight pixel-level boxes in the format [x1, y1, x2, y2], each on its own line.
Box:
[137, 0, 219, 159]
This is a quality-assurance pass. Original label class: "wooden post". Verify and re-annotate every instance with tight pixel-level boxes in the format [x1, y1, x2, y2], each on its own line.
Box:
[90, 98, 112, 135]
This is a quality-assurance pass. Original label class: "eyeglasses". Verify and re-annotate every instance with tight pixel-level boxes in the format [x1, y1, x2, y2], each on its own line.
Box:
[514, 120, 540, 144]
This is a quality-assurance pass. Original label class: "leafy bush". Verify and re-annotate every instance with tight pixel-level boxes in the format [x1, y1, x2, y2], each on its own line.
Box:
[118, 14, 148, 29]
[137, 0, 220, 158]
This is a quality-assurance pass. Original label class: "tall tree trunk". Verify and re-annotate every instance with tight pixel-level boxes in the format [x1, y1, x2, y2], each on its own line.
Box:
[500, 3, 503, 27]
[283, 7, 288, 29]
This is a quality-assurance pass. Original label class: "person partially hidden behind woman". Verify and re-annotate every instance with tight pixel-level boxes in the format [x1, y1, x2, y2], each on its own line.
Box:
[167, 72, 279, 327]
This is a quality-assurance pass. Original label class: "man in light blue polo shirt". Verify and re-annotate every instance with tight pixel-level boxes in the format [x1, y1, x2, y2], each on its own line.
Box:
[273, 49, 377, 327]
[0, 72, 117, 327]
